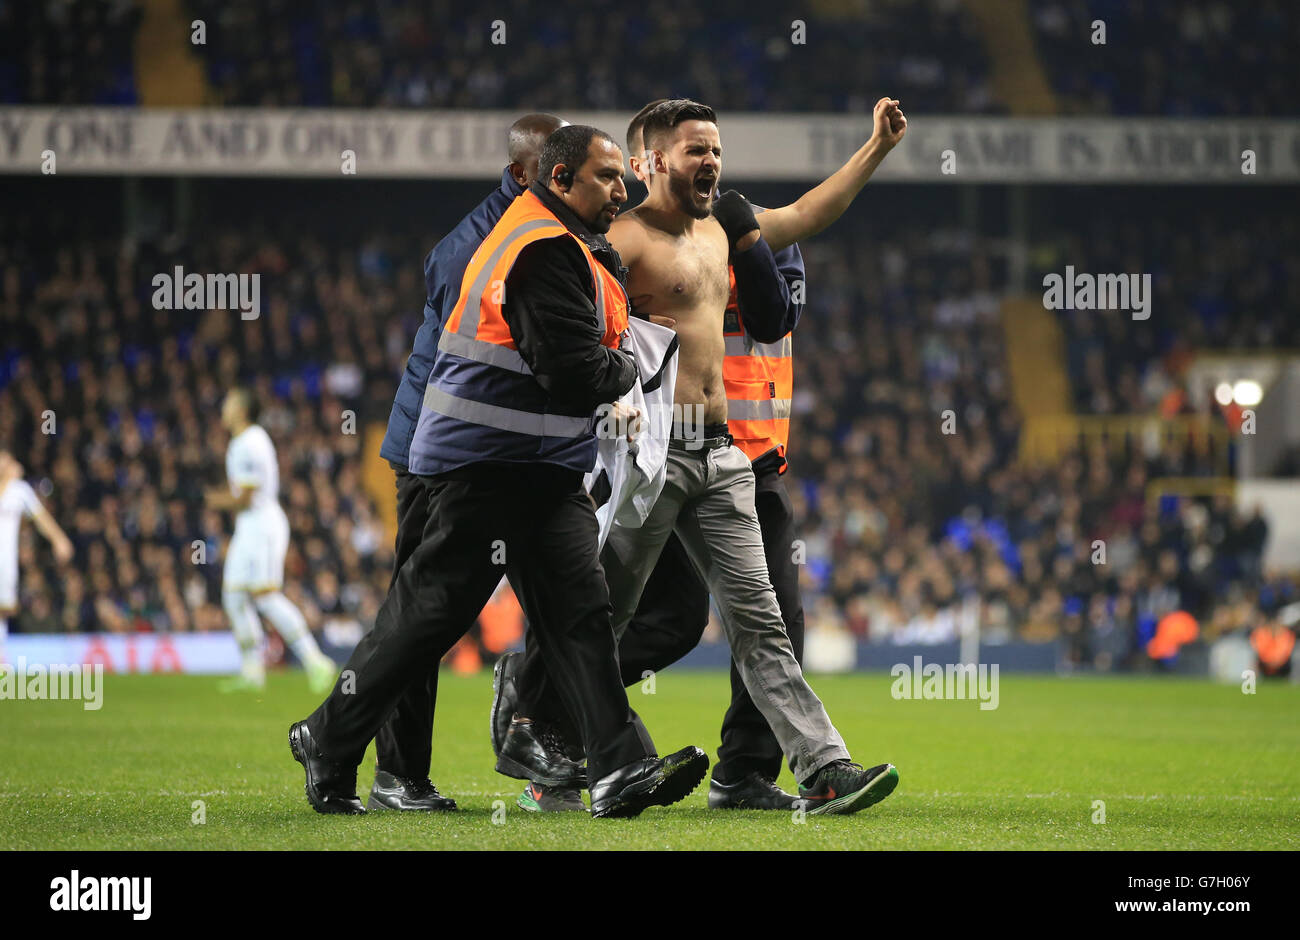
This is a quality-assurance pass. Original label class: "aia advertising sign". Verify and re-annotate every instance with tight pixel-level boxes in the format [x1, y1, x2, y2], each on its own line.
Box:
[3, 633, 241, 674]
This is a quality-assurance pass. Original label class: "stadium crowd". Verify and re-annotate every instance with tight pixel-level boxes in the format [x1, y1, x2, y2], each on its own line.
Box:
[182, 0, 995, 114]
[782, 214, 1288, 668]
[2, 185, 1293, 672]
[1029, 0, 1298, 116]
[0, 0, 142, 106]
[1032, 201, 1300, 421]
[0, 217, 408, 641]
[7, 0, 1297, 117]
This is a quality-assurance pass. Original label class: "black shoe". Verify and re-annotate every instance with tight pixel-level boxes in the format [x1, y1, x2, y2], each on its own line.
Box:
[797, 760, 899, 815]
[288, 720, 366, 815]
[495, 717, 587, 788]
[489, 652, 520, 757]
[708, 771, 799, 810]
[517, 781, 586, 813]
[590, 746, 709, 819]
[367, 770, 457, 812]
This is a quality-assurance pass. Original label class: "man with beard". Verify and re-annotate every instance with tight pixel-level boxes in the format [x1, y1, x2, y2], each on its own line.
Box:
[500, 99, 907, 815]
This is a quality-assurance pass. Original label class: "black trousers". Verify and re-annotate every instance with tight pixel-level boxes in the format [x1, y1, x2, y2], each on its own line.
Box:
[372, 468, 436, 779]
[307, 463, 650, 783]
[517, 461, 805, 783]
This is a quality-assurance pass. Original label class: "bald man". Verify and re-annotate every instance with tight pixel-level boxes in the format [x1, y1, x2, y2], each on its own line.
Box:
[371, 112, 568, 811]
[506, 112, 567, 189]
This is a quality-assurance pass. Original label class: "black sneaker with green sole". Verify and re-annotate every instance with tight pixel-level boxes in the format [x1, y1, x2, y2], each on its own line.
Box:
[798, 761, 899, 815]
[517, 781, 586, 812]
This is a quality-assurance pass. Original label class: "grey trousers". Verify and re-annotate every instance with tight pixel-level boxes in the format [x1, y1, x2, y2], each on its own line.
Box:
[602, 442, 850, 782]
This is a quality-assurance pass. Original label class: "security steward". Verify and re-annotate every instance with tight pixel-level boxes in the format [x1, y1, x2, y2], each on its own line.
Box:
[289, 124, 708, 819]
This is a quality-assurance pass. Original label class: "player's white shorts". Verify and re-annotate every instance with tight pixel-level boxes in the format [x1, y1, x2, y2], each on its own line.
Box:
[223, 506, 290, 593]
[0, 554, 18, 612]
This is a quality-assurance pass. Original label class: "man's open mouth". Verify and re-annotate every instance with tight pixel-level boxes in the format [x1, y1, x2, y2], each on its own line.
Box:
[694, 176, 716, 198]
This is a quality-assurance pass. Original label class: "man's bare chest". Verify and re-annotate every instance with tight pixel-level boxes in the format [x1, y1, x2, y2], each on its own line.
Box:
[631, 234, 730, 312]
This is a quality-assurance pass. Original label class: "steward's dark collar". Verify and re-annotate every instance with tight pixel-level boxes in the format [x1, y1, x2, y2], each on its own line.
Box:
[527, 181, 610, 253]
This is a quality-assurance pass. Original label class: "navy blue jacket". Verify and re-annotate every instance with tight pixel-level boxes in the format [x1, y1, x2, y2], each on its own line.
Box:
[381, 167, 525, 469]
[730, 224, 805, 343]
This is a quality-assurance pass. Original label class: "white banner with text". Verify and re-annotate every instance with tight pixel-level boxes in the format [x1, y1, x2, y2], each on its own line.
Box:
[1, 108, 1296, 183]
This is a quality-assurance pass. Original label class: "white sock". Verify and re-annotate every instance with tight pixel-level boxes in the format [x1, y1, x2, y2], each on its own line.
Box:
[254, 592, 329, 668]
[222, 590, 266, 683]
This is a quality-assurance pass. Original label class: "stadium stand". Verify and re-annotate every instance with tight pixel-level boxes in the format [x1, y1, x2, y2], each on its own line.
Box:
[0, 1, 142, 105]
[8, 0, 996, 113]
[0, 214, 402, 640]
[2, 2, 1296, 675]
[1, 176, 1293, 673]
[1028, 0, 1299, 115]
[8, 1, 1297, 118]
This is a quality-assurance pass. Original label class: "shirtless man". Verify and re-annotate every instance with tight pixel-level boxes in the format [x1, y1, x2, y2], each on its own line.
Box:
[499, 97, 908, 813]
[596, 98, 903, 814]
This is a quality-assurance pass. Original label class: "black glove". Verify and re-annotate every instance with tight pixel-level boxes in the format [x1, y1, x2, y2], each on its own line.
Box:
[712, 189, 759, 250]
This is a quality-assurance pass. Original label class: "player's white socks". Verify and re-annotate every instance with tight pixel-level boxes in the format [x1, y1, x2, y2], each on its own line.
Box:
[254, 592, 331, 669]
[222, 590, 266, 684]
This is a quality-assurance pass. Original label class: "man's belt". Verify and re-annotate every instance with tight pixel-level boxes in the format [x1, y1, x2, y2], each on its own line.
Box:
[669, 432, 732, 453]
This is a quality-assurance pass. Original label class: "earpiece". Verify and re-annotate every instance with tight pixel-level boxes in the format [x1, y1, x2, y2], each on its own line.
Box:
[555, 166, 574, 187]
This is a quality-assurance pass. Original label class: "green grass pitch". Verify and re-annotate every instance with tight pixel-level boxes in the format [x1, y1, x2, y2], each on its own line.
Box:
[2, 670, 1297, 850]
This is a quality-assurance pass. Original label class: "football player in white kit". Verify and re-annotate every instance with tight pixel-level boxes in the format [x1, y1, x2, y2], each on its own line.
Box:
[0, 450, 74, 660]
[205, 390, 336, 693]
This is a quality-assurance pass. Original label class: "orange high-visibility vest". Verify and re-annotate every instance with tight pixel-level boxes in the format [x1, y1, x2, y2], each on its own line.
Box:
[480, 583, 525, 655]
[722, 267, 793, 469]
[1251, 625, 1295, 673]
[409, 189, 630, 475]
[1147, 610, 1199, 659]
